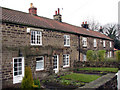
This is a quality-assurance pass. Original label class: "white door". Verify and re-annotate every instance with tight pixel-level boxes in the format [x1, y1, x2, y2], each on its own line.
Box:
[13, 57, 24, 84]
[53, 55, 59, 73]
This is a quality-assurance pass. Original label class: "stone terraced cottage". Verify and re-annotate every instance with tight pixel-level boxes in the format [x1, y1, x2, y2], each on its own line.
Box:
[0, 3, 114, 88]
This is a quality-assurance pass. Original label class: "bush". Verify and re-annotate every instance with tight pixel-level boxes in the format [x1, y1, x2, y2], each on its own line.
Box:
[116, 50, 120, 61]
[21, 66, 34, 88]
[97, 50, 106, 61]
[87, 50, 98, 61]
[34, 78, 41, 88]
[87, 50, 94, 61]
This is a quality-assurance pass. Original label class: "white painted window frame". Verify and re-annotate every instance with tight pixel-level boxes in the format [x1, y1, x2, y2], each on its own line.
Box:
[103, 40, 106, 47]
[93, 39, 97, 47]
[63, 54, 70, 67]
[107, 51, 110, 58]
[36, 56, 44, 71]
[110, 51, 112, 57]
[31, 30, 42, 46]
[110, 41, 112, 47]
[82, 37, 87, 47]
[83, 54, 87, 61]
[64, 35, 70, 47]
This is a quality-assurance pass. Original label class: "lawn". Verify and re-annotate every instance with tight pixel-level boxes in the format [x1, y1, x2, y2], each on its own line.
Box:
[60, 73, 100, 83]
[78, 67, 118, 73]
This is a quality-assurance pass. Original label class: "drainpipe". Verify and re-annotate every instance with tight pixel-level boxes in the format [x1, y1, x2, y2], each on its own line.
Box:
[78, 35, 80, 61]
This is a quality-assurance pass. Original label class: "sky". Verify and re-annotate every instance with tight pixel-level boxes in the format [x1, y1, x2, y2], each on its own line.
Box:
[0, 0, 120, 27]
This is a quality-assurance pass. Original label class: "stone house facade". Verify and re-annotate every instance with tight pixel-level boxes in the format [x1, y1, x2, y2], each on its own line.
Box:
[0, 3, 114, 88]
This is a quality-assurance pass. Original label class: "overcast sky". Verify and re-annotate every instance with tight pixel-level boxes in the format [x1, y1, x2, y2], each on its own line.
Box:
[0, 0, 119, 26]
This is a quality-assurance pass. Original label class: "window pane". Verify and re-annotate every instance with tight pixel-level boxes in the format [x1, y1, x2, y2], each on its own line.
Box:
[36, 57, 44, 70]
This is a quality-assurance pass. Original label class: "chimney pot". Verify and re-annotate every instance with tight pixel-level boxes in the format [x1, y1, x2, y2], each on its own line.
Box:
[30, 3, 33, 8]
[55, 11, 57, 15]
[85, 21, 87, 24]
[58, 8, 60, 14]
[82, 22, 84, 24]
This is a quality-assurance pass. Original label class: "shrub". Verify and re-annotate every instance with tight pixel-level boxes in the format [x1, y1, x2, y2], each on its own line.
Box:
[97, 50, 106, 61]
[116, 50, 120, 61]
[87, 50, 94, 61]
[21, 66, 34, 88]
[34, 78, 41, 88]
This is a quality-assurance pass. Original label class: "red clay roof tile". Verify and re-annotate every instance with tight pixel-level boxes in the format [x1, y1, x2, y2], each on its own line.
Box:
[1, 7, 112, 40]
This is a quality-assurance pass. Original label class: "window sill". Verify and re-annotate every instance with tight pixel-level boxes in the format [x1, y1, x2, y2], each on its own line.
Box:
[83, 45, 87, 47]
[31, 44, 42, 46]
[64, 45, 70, 47]
[63, 65, 69, 68]
[36, 68, 44, 71]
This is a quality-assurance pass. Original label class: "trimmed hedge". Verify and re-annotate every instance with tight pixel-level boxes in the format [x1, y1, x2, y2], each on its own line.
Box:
[116, 50, 120, 61]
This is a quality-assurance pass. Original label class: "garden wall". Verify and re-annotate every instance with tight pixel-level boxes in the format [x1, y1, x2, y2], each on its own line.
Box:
[74, 61, 119, 68]
[76, 73, 117, 90]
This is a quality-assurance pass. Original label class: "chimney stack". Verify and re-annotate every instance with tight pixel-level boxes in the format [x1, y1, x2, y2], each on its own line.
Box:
[53, 8, 62, 22]
[29, 3, 37, 15]
[81, 21, 89, 29]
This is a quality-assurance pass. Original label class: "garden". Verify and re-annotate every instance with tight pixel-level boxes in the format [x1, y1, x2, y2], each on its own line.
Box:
[20, 50, 120, 89]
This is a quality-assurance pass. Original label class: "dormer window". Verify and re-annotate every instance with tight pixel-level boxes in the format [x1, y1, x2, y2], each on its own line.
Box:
[64, 35, 70, 46]
[82, 37, 87, 47]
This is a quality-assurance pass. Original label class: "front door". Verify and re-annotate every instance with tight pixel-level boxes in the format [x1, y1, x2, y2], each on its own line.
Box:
[13, 57, 24, 84]
[53, 55, 59, 73]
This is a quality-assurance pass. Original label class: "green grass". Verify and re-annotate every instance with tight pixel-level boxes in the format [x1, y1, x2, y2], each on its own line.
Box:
[60, 73, 100, 83]
[78, 67, 118, 73]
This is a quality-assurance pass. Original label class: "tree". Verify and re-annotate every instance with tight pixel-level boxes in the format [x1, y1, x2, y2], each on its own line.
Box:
[88, 19, 100, 31]
[103, 24, 120, 50]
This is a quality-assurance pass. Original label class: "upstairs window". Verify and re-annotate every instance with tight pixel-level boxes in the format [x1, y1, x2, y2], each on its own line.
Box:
[36, 56, 44, 71]
[82, 37, 87, 47]
[110, 41, 112, 47]
[63, 54, 69, 67]
[31, 31, 42, 45]
[64, 35, 70, 46]
[93, 39, 97, 47]
[103, 40, 106, 47]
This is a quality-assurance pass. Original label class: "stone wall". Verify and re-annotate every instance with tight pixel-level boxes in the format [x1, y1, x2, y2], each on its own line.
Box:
[1, 22, 79, 88]
[74, 61, 119, 68]
[76, 73, 117, 90]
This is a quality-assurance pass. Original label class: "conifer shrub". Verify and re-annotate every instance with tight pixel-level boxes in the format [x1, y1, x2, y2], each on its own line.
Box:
[116, 50, 120, 61]
[21, 66, 34, 88]
[34, 78, 41, 88]
[97, 50, 106, 61]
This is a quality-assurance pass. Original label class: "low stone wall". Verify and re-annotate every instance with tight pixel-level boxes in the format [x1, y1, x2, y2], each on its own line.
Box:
[75, 73, 117, 90]
[74, 61, 119, 68]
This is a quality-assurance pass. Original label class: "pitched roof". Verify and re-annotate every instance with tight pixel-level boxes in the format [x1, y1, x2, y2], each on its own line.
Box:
[1, 7, 112, 40]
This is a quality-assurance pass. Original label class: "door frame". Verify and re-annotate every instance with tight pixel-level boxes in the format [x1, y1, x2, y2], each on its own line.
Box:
[53, 55, 59, 73]
[13, 57, 24, 84]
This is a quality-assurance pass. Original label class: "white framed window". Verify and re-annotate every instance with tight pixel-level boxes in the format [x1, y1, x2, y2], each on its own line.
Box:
[110, 51, 112, 57]
[64, 35, 70, 46]
[82, 37, 87, 47]
[110, 41, 112, 47]
[107, 51, 110, 58]
[36, 56, 44, 71]
[63, 54, 69, 67]
[31, 31, 42, 45]
[93, 39, 97, 47]
[103, 40, 106, 47]
[83, 54, 87, 61]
